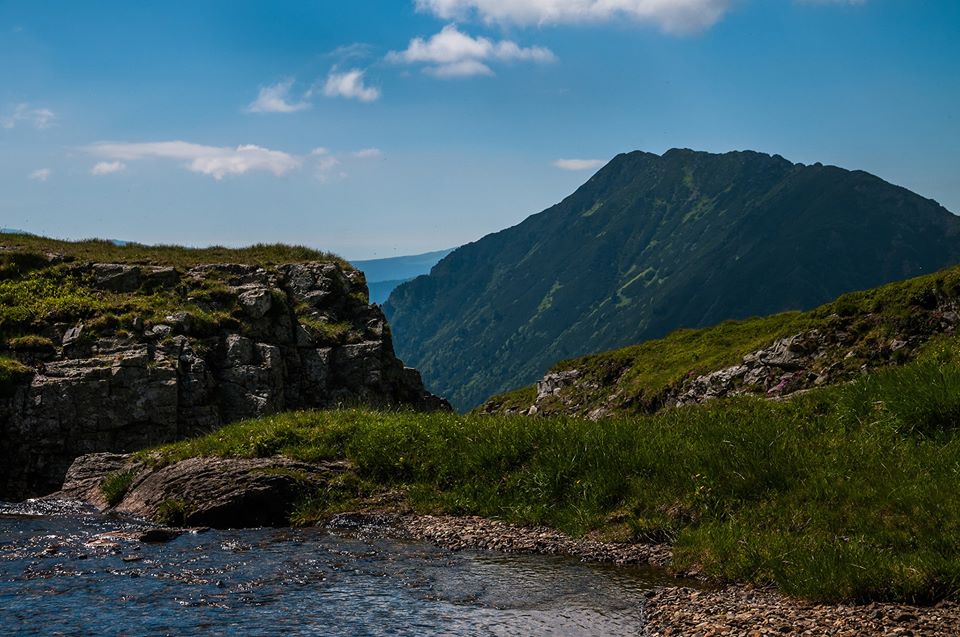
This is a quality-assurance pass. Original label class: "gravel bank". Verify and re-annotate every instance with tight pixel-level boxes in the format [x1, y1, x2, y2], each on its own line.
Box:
[328, 511, 960, 636]
[644, 586, 960, 636]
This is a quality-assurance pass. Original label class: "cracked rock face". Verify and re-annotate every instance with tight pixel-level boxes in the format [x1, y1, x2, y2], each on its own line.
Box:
[0, 260, 449, 500]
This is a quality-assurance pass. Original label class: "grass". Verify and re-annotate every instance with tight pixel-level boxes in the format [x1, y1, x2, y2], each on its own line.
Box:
[298, 316, 355, 344]
[0, 356, 33, 395]
[156, 498, 189, 526]
[101, 470, 136, 507]
[0, 232, 351, 270]
[5, 334, 55, 351]
[484, 261, 960, 415]
[145, 341, 960, 603]
[0, 235, 341, 344]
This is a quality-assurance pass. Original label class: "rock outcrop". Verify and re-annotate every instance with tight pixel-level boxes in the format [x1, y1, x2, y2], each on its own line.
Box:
[1, 259, 448, 499]
[52, 452, 347, 528]
[484, 294, 960, 420]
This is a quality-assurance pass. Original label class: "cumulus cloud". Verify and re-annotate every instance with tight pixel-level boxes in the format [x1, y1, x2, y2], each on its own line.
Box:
[322, 69, 381, 102]
[2, 103, 56, 129]
[387, 24, 555, 78]
[91, 161, 126, 175]
[315, 155, 341, 172]
[352, 148, 383, 159]
[84, 141, 301, 180]
[28, 168, 51, 181]
[414, 0, 733, 34]
[553, 158, 607, 171]
[247, 79, 310, 113]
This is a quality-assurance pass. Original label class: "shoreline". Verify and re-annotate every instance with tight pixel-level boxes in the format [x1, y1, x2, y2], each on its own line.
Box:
[328, 510, 960, 637]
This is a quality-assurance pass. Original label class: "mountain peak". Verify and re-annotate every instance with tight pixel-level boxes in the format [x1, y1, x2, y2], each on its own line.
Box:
[385, 150, 960, 409]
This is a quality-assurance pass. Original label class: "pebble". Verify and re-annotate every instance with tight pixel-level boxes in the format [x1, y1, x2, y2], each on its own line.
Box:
[644, 586, 960, 637]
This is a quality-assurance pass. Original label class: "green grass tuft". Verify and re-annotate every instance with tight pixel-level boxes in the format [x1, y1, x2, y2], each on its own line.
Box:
[156, 498, 189, 526]
[101, 470, 136, 507]
[0, 356, 33, 396]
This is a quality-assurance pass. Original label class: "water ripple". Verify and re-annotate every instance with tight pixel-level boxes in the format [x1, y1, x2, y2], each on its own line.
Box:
[0, 504, 666, 636]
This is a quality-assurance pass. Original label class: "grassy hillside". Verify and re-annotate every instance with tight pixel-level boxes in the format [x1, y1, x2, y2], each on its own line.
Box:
[484, 260, 960, 416]
[385, 149, 960, 410]
[145, 336, 960, 603]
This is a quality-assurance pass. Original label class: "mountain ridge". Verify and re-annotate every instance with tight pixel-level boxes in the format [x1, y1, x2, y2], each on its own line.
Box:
[385, 148, 960, 409]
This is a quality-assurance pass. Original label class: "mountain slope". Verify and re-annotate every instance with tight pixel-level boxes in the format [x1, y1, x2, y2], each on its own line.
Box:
[385, 149, 960, 409]
[481, 259, 960, 418]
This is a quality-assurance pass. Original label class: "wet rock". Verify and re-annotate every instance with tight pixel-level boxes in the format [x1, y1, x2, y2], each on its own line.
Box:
[137, 528, 184, 543]
[59, 453, 351, 529]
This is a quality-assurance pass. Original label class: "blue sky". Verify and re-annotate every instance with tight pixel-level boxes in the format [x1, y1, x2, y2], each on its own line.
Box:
[0, 0, 957, 259]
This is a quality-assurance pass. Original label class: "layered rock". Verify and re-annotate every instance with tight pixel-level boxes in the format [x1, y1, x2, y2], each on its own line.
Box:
[1, 260, 447, 499]
[52, 452, 347, 528]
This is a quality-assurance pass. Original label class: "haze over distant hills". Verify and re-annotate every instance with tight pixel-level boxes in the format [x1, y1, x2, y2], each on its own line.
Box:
[385, 148, 960, 410]
[352, 248, 454, 304]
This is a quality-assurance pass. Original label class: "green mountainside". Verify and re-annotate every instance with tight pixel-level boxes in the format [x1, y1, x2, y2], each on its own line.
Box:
[385, 149, 960, 409]
[482, 259, 960, 418]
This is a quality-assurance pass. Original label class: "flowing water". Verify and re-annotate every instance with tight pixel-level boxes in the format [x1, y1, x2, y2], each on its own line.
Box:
[0, 501, 668, 636]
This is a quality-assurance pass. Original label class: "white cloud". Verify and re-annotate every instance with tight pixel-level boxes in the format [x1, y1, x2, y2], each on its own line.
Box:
[322, 69, 381, 102]
[247, 79, 310, 114]
[84, 141, 302, 180]
[2, 103, 56, 129]
[91, 161, 126, 175]
[327, 43, 375, 62]
[28, 168, 51, 181]
[415, 0, 733, 34]
[352, 148, 383, 159]
[553, 158, 607, 171]
[387, 24, 555, 78]
[315, 155, 341, 171]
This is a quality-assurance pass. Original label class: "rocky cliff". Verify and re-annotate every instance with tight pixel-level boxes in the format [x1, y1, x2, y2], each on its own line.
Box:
[0, 242, 447, 499]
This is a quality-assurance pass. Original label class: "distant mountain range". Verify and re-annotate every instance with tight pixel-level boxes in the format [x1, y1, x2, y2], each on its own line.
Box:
[352, 248, 453, 304]
[384, 148, 960, 410]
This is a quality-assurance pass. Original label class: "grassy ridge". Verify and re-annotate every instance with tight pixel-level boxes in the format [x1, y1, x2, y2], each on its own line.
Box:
[485, 261, 960, 415]
[0, 234, 362, 354]
[0, 232, 350, 269]
[148, 337, 960, 603]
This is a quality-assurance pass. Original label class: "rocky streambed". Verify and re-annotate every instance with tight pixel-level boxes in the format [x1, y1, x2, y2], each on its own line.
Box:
[32, 451, 960, 636]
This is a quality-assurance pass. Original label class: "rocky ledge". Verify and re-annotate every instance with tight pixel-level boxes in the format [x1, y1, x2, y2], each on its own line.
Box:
[51, 451, 350, 529]
[1, 258, 448, 499]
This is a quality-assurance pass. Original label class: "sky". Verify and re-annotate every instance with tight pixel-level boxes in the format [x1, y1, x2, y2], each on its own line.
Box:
[0, 0, 957, 259]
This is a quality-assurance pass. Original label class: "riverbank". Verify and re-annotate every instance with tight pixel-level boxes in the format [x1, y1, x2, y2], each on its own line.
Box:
[332, 511, 960, 637]
[15, 496, 960, 635]
[644, 586, 960, 637]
